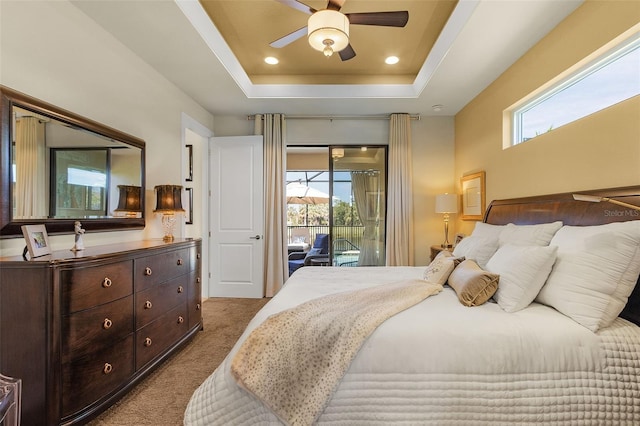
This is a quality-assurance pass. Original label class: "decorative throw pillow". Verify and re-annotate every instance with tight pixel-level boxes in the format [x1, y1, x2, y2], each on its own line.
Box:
[486, 244, 558, 312]
[498, 221, 563, 247]
[448, 259, 500, 307]
[452, 236, 499, 269]
[535, 221, 640, 332]
[423, 251, 463, 285]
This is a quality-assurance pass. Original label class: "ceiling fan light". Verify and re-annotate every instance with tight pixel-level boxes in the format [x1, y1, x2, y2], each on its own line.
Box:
[308, 10, 349, 54]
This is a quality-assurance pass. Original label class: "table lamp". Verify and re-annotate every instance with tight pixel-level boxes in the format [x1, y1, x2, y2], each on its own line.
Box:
[435, 193, 458, 248]
[114, 185, 142, 218]
[154, 185, 185, 241]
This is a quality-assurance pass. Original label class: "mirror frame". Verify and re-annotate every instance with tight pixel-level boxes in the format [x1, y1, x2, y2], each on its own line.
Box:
[0, 85, 145, 237]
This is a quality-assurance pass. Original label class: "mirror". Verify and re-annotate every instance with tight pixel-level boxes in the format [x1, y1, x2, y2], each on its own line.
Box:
[0, 86, 145, 237]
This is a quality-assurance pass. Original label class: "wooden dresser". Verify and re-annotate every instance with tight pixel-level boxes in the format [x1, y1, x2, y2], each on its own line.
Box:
[0, 238, 202, 425]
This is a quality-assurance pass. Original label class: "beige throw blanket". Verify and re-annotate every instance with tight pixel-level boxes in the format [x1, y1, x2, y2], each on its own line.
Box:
[231, 279, 442, 426]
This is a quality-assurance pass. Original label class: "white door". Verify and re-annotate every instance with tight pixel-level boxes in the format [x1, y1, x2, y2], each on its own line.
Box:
[209, 136, 264, 298]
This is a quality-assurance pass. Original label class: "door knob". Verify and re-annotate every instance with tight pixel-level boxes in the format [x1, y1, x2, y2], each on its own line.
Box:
[249, 235, 261, 240]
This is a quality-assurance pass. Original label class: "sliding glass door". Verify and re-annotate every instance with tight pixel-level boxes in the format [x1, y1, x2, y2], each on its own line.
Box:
[330, 146, 386, 267]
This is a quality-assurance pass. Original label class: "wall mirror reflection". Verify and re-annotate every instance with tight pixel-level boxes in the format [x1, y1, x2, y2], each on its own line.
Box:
[1, 86, 145, 237]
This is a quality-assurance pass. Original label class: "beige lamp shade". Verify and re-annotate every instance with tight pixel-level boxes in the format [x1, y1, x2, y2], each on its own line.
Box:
[435, 193, 458, 214]
[308, 10, 349, 56]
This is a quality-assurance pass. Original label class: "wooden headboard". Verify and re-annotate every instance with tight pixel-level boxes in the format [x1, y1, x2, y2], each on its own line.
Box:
[484, 186, 640, 327]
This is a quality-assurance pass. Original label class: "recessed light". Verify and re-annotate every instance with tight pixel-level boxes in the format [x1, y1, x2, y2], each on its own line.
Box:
[385, 56, 399, 65]
[264, 57, 279, 65]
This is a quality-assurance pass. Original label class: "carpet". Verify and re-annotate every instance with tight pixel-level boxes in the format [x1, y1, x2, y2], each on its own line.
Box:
[90, 297, 269, 426]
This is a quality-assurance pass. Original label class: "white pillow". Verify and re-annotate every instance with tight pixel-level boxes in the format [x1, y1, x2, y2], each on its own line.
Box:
[470, 222, 505, 239]
[486, 244, 558, 312]
[452, 236, 499, 269]
[499, 221, 563, 247]
[535, 221, 640, 332]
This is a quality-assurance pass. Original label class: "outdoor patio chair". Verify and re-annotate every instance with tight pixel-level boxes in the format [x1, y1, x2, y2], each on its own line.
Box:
[288, 233, 329, 276]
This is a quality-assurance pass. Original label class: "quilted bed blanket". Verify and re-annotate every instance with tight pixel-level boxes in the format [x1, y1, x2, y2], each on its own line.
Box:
[184, 266, 640, 425]
[231, 279, 442, 425]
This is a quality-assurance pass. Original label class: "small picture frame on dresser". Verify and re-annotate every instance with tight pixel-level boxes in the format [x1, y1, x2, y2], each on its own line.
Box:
[21, 224, 52, 258]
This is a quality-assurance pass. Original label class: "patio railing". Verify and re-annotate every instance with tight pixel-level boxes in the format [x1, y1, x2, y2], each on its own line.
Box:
[287, 225, 364, 253]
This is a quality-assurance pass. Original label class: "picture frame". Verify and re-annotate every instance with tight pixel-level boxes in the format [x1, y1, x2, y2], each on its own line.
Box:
[185, 144, 193, 182]
[21, 224, 52, 258]
[461, 171, 486, 220]
[185, 187, 193, 225]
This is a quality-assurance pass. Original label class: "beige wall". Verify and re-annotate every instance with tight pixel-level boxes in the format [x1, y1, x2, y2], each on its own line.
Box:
[454, 0, 640, 235]
[0, 1, 214, 256]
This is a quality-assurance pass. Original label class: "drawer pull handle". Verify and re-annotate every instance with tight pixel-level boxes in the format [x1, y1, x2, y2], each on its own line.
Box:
[103, 318, 113, 329]
[144, 267, 152, 276]
[177, 286, 184, 294]
[177, 316, 184, 324]
[102, 277, 112, 288]
[196, 303, 201, 311]
[144, 300, 153, 309]
[196, 277, 201, 284]
[144, 337, 152, 347]
[177, 258, 184, 266]
[197, 253, 201, 259]
[103, 363, 113, 374]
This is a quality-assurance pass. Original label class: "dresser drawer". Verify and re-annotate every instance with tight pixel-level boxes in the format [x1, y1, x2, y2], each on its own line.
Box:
[62, 260, 133, 313]
[63, 295, 134, 361]
[134, 247, 190, 291]
[188, 270, 202, 330]
[62, 334, 135, 417]
[189, 244, 202, 272]
[135, 275, 188, 329]
[136, 303, 189, 370]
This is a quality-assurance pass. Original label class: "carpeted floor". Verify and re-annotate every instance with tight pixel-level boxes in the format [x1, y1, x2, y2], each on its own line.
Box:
[90, 297, 269, 426]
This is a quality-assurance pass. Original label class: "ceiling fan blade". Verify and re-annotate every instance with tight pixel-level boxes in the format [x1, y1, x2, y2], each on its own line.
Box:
[346, 11, 409, 27]
[270, 26, 308, 48]
[326, 0, 346, 11]
[273, 0, 316, 15]
[339, 44, 356, 61]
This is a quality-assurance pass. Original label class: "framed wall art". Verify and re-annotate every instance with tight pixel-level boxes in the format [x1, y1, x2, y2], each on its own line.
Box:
[461, 171, 486, 221]
[21, 224, 52, 258]
[185, 144, 193, 182]
[185, 187, 193, 225]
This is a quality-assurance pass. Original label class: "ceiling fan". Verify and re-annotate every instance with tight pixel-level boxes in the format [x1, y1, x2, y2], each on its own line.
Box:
[270, 0, 409, 61]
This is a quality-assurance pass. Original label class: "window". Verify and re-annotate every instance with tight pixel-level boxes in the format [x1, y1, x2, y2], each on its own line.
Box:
[510, 32, 639, 145]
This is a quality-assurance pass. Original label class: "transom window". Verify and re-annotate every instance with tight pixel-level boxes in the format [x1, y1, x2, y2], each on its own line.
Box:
[510, 32, 639, 146]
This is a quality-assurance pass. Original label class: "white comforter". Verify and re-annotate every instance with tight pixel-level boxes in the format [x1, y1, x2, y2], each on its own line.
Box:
[185, 266, 640, 425]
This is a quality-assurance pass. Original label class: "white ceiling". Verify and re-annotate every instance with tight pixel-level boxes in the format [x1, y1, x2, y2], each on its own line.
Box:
[71, 0, 583, 117]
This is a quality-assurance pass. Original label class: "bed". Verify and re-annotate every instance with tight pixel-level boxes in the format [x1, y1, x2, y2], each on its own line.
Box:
[185, 186, 640, 425]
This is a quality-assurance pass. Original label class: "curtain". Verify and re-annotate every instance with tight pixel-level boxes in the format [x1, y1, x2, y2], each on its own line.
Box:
[15, 117, 46, 218]
[255, 114, 288, 297]
[351, 171, 380, 266]
[385, 113, 414, 266]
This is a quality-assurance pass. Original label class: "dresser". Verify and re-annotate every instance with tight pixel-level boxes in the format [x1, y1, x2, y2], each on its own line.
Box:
[0, 239, 202, 425]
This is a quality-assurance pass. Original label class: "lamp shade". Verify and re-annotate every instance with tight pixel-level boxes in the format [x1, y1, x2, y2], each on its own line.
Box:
[154, 185, 185, 213]
[308, 10, 349, 54]
[114, 185, 142, 213]
[435, 193, 458, 214]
